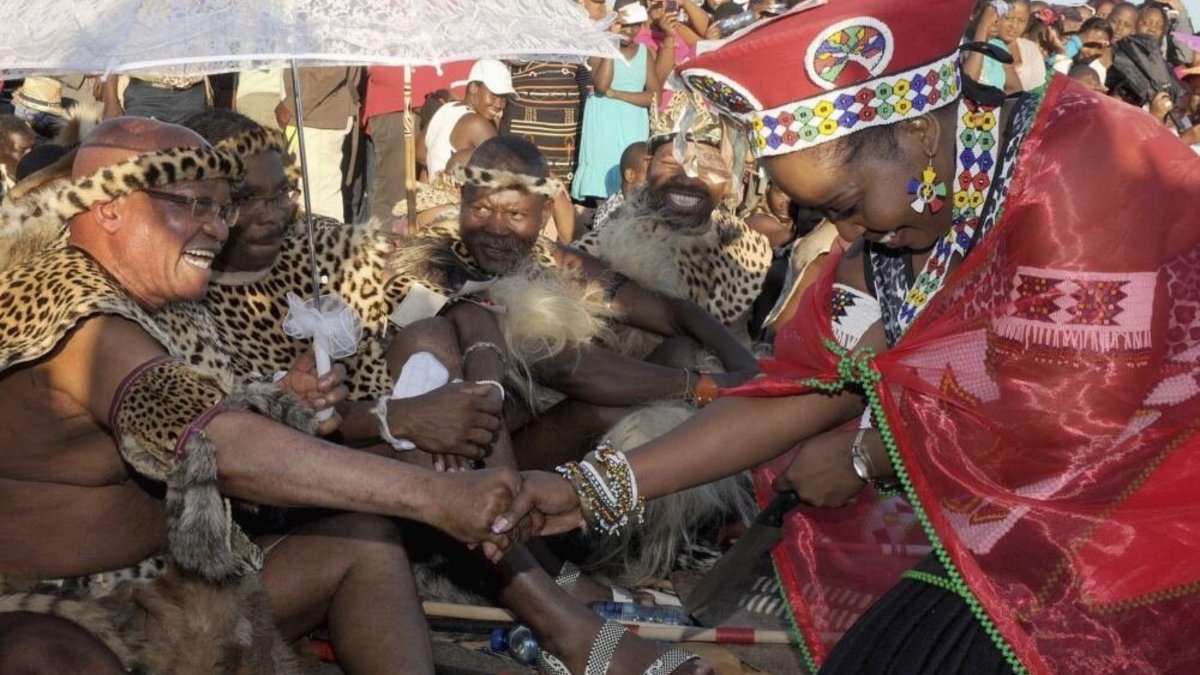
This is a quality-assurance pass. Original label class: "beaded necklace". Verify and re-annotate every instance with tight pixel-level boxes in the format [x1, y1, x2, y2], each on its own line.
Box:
[895, 97, 1000, 331]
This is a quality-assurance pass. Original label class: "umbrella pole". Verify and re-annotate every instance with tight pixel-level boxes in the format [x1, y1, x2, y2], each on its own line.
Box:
[289, 60, 334, 418]
[404, 64, 418, 230]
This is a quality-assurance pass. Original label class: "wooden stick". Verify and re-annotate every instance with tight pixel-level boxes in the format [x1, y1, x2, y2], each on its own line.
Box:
[403, 64, 418, 229]
[421, 602, 795, 645]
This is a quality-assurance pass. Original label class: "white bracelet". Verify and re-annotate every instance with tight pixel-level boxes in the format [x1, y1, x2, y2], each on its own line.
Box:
[476, 379, 506, 405]
[373, 397, 414, 451]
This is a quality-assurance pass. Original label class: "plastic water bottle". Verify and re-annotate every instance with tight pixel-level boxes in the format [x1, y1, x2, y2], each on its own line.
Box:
[491, 625, 540, 665]
[588, 601, 694, 626]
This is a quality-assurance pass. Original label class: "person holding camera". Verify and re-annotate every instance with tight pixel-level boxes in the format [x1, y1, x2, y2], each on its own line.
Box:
[1136, 0, 1199, 68]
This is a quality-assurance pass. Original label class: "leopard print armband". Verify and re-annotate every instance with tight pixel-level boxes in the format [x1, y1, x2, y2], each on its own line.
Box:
[108, 356, 259, 582]
[108, 356, 229, 478]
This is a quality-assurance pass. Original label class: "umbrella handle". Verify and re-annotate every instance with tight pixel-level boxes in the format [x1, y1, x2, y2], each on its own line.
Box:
[314, 340, 334, 422]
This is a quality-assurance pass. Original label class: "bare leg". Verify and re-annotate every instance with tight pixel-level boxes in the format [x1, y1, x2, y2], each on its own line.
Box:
[512, 399, 633, 471]
[0, 613, 125, 675]
[496, 550, 714, 675]
[258, 513, 433, 675]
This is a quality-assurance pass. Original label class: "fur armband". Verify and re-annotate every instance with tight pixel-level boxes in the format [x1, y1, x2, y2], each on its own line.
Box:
[109, 356, 258, 583]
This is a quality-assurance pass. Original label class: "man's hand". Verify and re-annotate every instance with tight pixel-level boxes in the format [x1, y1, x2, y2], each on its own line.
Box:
[392, 382, 502, 458]
[277, 349, 349, 436]
[773, 429, 866, 508]
[429, 468, 524, 563]
[502, 471, 586, 538]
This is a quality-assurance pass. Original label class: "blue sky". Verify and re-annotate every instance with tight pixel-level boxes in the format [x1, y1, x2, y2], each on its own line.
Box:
[1187, 0, 1200, 21]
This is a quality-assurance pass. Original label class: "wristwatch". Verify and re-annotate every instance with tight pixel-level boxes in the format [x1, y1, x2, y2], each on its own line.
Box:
[851, 428, 901, 492]
[850, 428, 875, 483]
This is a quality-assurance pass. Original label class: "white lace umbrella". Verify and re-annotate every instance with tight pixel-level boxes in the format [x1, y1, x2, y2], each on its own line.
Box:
[0, 0, 617, 418]
[0, 0, 616, 77]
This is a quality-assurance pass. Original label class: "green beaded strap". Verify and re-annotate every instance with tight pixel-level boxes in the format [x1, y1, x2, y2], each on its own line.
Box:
[802, 339, 1029, 675]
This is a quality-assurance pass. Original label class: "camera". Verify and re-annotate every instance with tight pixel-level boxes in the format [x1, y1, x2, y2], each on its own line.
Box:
[664, 0, 678, 13]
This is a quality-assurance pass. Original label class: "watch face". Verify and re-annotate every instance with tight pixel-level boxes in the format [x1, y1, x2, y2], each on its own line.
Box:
[852, 453, 872, 481]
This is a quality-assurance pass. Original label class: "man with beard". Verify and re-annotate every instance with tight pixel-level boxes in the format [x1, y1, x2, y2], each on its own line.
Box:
[421, 60, 514, 178]
[574, 90, 774, 347]
[391, 134, 761, 467]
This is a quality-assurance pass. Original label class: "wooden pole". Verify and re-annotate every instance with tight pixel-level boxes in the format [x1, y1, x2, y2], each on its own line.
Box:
[404, 64, 418, 229]
[420, 602, 795, 645]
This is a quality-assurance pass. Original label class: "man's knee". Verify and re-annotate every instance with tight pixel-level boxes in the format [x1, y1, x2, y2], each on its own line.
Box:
[0, 612, 125, 675]
[646, 335, 704, 369]
[310, 512, 406, 550]
[388, 317, 461, 375]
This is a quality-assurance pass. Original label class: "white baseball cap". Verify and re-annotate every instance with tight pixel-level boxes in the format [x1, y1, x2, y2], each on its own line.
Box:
[617, 3, 649, 23]
[452, 59, 515, 96]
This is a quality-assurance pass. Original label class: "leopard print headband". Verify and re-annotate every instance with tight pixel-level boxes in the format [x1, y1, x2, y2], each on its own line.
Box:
[452, 166, 562, 197]
[214, 126, 288, 160]
[6, 143, 246, 229]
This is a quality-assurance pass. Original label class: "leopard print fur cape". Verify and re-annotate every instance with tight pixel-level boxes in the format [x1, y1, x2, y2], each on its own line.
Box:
[202, 215, 399, 401]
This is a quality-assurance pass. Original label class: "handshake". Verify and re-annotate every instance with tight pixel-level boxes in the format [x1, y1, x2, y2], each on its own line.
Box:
[432, 469, 585, 562]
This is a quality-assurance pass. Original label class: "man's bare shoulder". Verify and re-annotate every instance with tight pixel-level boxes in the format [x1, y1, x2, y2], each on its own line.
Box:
[43, 314, 171, 424]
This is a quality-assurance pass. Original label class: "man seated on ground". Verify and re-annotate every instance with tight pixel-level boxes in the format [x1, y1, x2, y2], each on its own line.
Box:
[174, 111, 716, 675]
[390, 134, 761, 467]
[0, 117, 539, 675]
[420, 59, 513, 178]
[590, 140, 648, 231]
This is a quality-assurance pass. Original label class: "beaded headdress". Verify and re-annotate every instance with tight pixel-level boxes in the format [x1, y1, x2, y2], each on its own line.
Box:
[649, 88, 724, 150]
[678, 0, 973, 157]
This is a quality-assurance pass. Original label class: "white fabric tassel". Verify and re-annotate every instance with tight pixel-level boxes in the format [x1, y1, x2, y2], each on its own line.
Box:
[283, 292, 362, 421]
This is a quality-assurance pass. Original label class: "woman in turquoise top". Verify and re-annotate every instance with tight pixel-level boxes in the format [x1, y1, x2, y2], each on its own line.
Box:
[571, 3, 662, 201]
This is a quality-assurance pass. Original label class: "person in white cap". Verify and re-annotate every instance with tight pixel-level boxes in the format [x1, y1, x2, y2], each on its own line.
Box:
[421, 59, 515, 177]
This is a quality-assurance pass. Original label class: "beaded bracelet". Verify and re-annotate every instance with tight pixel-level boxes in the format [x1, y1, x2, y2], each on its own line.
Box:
[462, 341, 508, 371]
[556, 439, 645, 536]
[688, 370, 720, 408]
[373, 397, 414, 451]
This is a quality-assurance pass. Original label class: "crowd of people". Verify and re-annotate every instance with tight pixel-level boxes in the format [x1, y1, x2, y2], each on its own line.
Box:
[0, 0, 1198, 673]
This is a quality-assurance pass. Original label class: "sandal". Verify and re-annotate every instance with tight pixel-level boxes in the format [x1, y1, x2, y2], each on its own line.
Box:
[555, 562, 681, 606]
[537, 620, 700, 675]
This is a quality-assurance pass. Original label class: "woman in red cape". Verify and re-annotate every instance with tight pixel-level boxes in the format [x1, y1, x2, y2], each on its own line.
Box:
[525, 0, 1200, 673]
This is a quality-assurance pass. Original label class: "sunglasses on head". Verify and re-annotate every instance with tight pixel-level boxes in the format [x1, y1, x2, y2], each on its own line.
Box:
[1082, 41, 1111, 49]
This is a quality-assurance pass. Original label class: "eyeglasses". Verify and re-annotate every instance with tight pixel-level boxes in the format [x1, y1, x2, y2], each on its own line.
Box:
[144, 189, 240, 224]
[234, 185, 299, 211]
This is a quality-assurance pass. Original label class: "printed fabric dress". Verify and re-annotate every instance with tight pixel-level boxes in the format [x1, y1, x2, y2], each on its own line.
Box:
[570, 45, 650, 201]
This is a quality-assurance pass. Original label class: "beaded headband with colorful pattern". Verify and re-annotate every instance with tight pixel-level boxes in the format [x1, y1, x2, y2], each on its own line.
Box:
[676, 0, 973, 158]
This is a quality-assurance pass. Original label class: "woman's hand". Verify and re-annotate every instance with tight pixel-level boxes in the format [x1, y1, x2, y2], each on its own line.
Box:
[773, 429, 867, 508]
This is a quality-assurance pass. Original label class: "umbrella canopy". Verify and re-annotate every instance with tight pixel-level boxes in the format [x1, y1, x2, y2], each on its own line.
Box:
[0, 0, 618, 78]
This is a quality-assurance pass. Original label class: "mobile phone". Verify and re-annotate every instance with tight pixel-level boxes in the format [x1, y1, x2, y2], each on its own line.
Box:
[664, 0, 679, 13]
